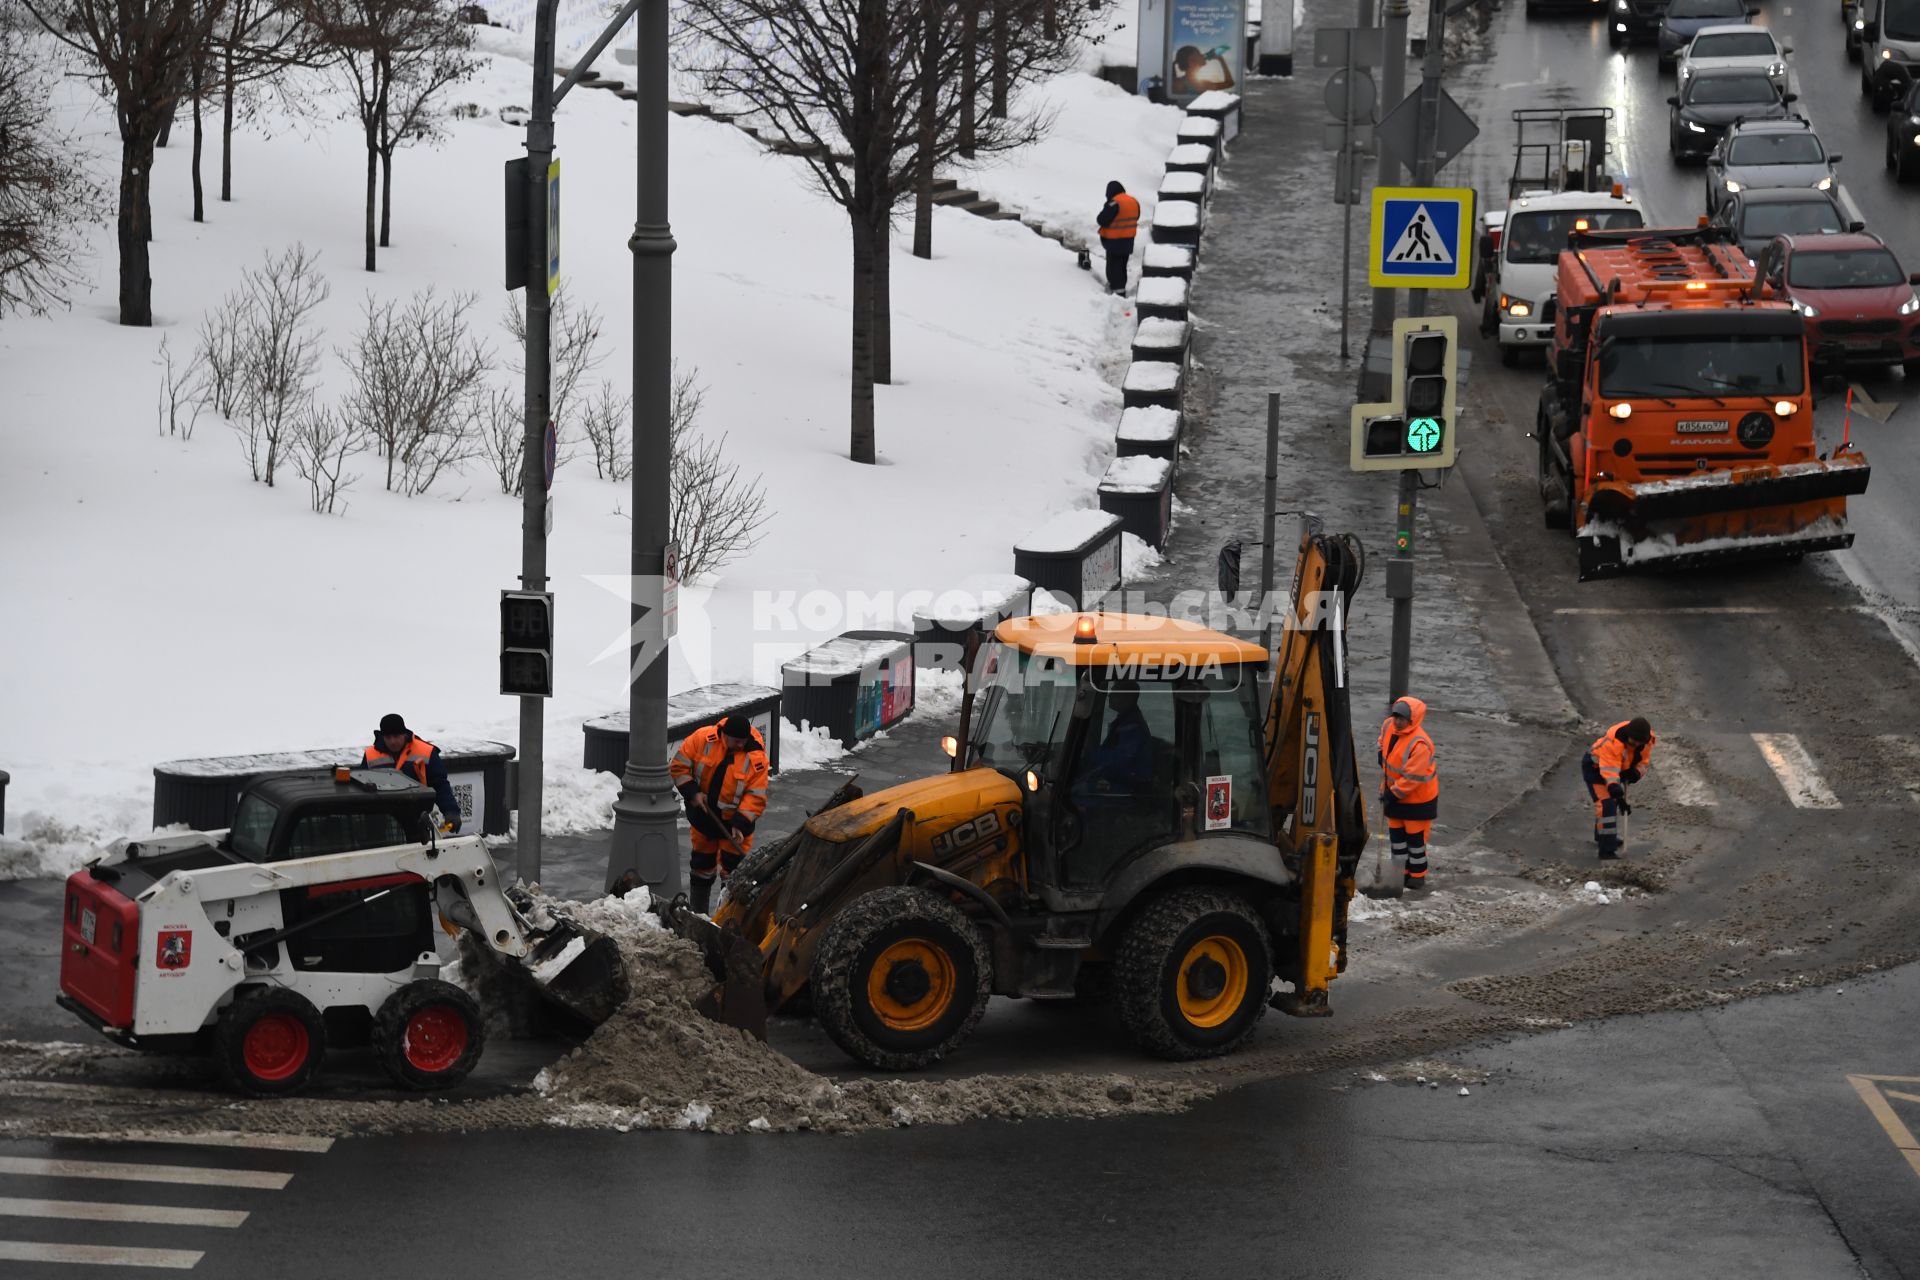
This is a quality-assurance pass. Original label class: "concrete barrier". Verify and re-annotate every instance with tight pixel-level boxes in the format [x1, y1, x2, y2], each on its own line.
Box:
[152, 739, 516, 836]
[1131, 317, 1192, 366]
[1186, 90, 1242, 141]
[1157, 170, 1207, 204]
[781, 632, 916, 748]
[1142, 243, 1196, 280]
[1137, 277, 1191, 322]
[1165, 143, 1216, 176]
[1117, 406, 1182, 460]
[1149, 199, 1202, 246]
[584, 684, 784, 776]
[1014, 510, 1124, 610]
[908, 574, 1033, 664]
[1175, 115, 1224, 155]
[1122, 360, 1183, 409]
[1098, 456, 1176, 549]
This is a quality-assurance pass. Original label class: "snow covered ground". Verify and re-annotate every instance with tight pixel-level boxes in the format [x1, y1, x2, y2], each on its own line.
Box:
[0, 20, 1184, 875]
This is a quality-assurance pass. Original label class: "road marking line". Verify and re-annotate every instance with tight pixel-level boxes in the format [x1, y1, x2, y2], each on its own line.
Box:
[0, 1156, 291, 1191]
[1551, 606, 1787, 615]
[46, 1127, 334, 1155]
[1651, 745, 1717, 808]
[0, 1240, 203, 1268]
[1846, 1075, 1920, 1181]
[0, 1195, 247, 1228]
[1751, 734, 1841, 809]
[1876, 736, 1920, 805]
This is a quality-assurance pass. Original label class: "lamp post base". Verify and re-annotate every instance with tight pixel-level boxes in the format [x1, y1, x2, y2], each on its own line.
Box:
[606, 761, 682, 896]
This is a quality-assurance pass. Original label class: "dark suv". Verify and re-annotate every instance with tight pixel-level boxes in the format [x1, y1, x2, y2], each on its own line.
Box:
[1890, 80, 1920, 178]
[1714, 188, 1862, 262]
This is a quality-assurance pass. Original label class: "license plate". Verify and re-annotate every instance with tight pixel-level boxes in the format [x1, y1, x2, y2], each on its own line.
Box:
[80, 908, 96, 945]
[1675, 420, 1727, 433]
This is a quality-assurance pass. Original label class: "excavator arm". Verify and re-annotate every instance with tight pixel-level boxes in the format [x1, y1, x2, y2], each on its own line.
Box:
[1261, 518, 1369, 1015]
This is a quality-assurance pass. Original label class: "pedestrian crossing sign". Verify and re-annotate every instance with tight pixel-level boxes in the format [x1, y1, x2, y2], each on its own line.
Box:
[1369, 185, 1474, 290]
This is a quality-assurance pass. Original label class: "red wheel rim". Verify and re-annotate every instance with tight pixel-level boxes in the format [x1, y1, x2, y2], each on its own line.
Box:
[241, 1013, 309, 1082]
[402, 1006, 469, 1074]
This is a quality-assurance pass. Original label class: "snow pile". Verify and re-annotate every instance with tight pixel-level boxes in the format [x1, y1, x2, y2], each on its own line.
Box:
[1016, 509, 1121, 554]
[1122, 363, 1182, 394]
[1101, 455, 1172, 493]
[778, 722, 853, 771]
[1137, 278, 1190, 309]
[537, 764, 624, 836]
[1118, 406, 1180, 444]
[1132, 318, 1190, 351]
[532, 890, 1213, 1134]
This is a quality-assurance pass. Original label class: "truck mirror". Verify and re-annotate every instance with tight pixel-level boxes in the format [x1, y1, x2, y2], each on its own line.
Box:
[1829, 154, 1843, 164]
[1850, 221, 1867, 232]
[1910, 273, 1920, 286]
[1784, 92, 1798, 103]
[1217, 539, 1244, 596]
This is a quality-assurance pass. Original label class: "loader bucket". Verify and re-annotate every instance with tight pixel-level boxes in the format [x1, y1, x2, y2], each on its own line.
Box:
[526, 925, 631, 1029]
[670, 907, 769, 1041]
[1578, 451, 1869, 581]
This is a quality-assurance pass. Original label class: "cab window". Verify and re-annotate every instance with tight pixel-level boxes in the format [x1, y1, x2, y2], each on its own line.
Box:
[282, 810, 412, 860]
[228, 795, 278, 861]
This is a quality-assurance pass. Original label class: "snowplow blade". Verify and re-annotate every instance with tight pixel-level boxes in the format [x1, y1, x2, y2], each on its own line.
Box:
[1578, 451, 1868, 581]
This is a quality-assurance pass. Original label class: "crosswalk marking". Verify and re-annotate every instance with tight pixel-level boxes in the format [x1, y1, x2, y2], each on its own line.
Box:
[0, 1240, 203, 1269]
[45, 1126, 334, 1155]
[1651, 744, 1717, 808]
[0, 1196, 248, 1228]
[0, 1155, 292, 1191]
[1751, 733, 1842, 809]
[1877, 735, 1920, 805]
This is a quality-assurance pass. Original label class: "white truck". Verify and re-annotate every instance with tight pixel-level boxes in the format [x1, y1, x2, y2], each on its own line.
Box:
[1472, 107, 1646, 366]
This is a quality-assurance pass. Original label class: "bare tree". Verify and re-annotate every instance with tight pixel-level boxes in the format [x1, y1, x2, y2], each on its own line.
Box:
[580, 380, 630, 481]
[23, 0, 226, 324]
[501, 286, 604, 448]
[665, 364, 768, 581]
[373, 35, 469, 248]
[229, 242, 329, 485]
[479, 383, 522, 495]
[193, 286, 251, 415]
[679, 0, 1083, 463]
[156, 333, 203, 437]
[209, 0, 323, 205]
[339, 286, 490, 495]
[304, 0, 474, 271]
[287, 399, 360, 512]
[0, 10, 110, 316]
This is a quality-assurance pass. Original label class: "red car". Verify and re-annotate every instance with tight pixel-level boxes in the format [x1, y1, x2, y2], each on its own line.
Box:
[1758, 232, 1920, 378]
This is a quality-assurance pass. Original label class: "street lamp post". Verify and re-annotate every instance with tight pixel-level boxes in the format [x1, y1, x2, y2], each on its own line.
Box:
[605, 0, 682, 896]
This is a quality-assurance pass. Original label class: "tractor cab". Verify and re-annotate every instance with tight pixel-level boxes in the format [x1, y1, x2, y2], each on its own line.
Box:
[954, 614, 1272, 910]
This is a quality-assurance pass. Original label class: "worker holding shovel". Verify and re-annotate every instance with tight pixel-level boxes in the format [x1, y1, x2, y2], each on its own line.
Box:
[670, 715, 770, 915]
[1582, 717, 1654, 861]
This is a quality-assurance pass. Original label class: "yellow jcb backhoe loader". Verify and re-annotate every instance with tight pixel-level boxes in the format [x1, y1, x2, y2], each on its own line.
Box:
[670, 520, 1370, 1070]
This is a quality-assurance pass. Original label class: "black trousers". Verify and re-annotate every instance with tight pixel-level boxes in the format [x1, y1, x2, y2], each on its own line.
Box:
[1104, 239, 1133, 292]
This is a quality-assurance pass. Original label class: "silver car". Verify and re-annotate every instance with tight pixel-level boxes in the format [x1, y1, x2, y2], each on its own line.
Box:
[1677, 24, 1793, 95]
[1705, 118, 1842, 218]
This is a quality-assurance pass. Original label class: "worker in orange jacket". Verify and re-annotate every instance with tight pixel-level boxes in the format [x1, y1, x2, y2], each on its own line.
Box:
[364, 713, 463, 833]
[1378, 696, 1439, 891]
[1582, 717, 1654, 860]
[1096, 180, 1141, 295]
[670, 715, 770, 914]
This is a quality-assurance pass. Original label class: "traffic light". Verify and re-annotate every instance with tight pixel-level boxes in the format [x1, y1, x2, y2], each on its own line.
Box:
[1349, 316, 1458, 472]
[500, 590, 554, 698]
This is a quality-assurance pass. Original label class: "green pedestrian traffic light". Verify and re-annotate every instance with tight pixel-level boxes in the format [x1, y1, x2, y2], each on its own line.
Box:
[1349, 317, 1459, 471]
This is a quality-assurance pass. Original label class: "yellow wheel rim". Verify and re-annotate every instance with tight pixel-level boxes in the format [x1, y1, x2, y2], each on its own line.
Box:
[1175, 935, 1249, 1029]
[866, 938, 957, 1032]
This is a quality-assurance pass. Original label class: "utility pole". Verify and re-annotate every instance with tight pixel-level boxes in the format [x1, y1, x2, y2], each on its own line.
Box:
[605, 0, 683, 897]
[518, 0, 559, 884]
[1363, 0, 1410, 401]
[1386, 0, 1450, 705]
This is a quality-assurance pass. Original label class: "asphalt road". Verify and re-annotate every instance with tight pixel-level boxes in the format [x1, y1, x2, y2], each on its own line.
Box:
[6, 951, 1916, 1278]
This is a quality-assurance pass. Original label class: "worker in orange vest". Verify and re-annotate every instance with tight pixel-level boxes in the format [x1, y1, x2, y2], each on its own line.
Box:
[1378, 697, 1439, 892]
[1096, 180, 1141, 295]
[670, 715, 770, 914]
[363, 713, 463, 833]
[1582, 717, 1654, 860]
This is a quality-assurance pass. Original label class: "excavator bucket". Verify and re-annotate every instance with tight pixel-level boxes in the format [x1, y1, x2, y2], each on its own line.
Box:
[1577, 450, 1870, 580]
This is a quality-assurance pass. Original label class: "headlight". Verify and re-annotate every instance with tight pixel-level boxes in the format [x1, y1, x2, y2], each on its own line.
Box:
[1793, 300, 1820, 317]
[1774, 400, 1796, 417]
[1768, 61, 1786, 77]
[1900, 294, 1920, 316]
[1854, 17, 1865, 28]
[1686, 119, 1707, 133]
[1725, 179, 1743, 192]
[1616, 0, 1628, 10]
[1885, 47, 1895, 59]
[1507, 301, 1532, 317]
[1609, 403, 1633, 420]
[1815, 176, 1833, 190]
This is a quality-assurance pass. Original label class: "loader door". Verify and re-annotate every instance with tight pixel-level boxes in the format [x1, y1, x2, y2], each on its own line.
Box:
[275, 809, 434, 973]
[1057, 680, 1179, 885]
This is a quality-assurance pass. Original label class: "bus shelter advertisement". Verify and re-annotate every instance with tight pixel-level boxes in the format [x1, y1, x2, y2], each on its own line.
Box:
[1160, 0, 1245, 102]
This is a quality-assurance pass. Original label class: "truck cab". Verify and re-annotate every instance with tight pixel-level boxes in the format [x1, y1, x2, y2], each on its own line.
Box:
[1476, 107, 1643, 365]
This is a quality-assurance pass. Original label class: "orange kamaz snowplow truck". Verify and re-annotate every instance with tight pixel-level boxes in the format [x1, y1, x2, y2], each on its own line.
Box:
[1533, 224, 1871, 580]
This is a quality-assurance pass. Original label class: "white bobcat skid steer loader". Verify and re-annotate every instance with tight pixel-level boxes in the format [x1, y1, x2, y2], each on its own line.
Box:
[57, 769, 627, 1095]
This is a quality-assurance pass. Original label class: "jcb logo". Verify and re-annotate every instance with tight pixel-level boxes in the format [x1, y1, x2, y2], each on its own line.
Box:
[931, 811, 1002, 858]
[1301, 712, 1321, 827]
